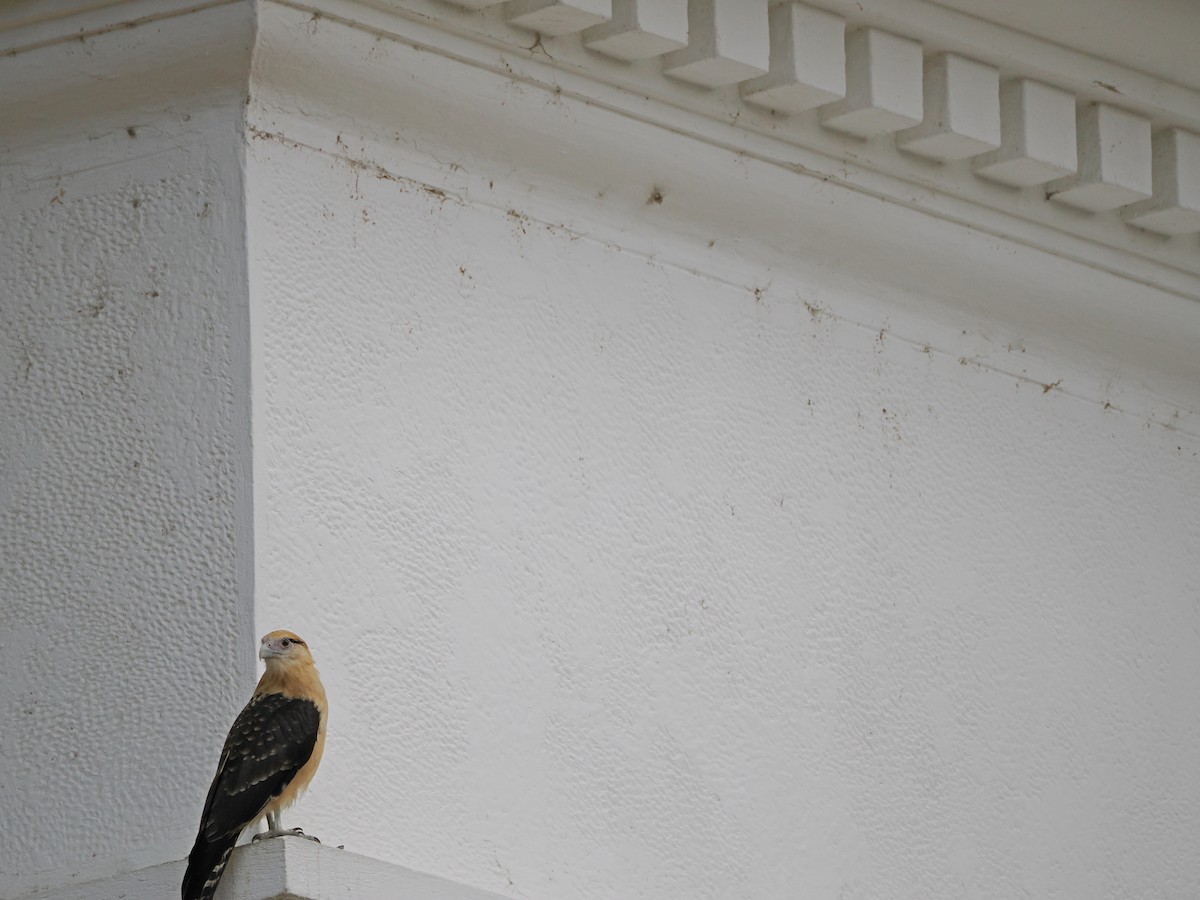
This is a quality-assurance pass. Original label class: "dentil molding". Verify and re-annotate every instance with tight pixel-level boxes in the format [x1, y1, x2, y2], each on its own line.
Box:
[3, 0, 1199, 291]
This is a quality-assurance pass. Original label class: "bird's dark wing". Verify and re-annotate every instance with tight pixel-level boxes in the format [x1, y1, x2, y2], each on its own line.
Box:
[198, 692, 320, 841]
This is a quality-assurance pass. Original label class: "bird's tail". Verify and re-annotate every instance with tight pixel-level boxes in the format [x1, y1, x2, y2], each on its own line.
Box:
[181, 831, 237, 900]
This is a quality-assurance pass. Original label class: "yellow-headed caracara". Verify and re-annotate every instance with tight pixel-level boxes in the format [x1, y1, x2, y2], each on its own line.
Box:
[182, 630, 327, 900]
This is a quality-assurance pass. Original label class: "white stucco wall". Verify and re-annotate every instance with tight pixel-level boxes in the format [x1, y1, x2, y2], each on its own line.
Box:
[5, 4, 1200, 899]
[0, 85, 255, 900]
[245, 14, 1200, 900]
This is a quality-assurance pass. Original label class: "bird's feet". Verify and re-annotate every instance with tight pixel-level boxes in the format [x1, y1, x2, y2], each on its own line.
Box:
[252, 827, 321, 843]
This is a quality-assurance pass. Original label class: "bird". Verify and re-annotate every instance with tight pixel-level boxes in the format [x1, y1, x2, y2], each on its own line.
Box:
[182, 629, 328, 900]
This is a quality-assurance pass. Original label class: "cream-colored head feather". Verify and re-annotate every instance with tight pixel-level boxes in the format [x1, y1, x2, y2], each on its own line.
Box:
[258, 629, 314, 667]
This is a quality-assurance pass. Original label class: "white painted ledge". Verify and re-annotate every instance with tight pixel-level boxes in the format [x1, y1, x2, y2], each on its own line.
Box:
[583, 0, 689, 61]
[17, 837, 510, 900]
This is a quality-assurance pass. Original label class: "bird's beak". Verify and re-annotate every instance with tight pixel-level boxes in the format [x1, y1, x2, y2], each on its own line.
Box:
[259, 642, 277, 660]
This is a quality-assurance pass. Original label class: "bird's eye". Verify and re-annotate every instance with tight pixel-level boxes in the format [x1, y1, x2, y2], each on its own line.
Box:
[281, 638, 292, 647]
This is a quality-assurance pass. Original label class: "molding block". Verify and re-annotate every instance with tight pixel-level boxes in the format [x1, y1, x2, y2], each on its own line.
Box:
[583, 0, 688, 60]
[741, 3, 846, 114]
[662, 0, 770, 87]
[504, 0, 610, 36]
[897, 53, 1000, 160]
[819, 28, 922, 139]
[1123, 128, 1200, 235]
[974, 79, 1078, 186]
[1048, 103, 1152, 211]
[438, 0, 507, 9]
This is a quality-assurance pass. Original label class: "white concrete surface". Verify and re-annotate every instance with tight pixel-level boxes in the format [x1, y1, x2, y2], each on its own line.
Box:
[1125, 128, 1200, 235]
[244, 8, 1200, 900]
[1050, 103, 1154, 212]
[583, 0, 690, 61]
[974, 79, 1078, 187]
[662, 0, 770, 86]
[897, 53, 1001, 160]
[820, 28, 924, 139]
[0, 5, 257, 896]
[16, 837, 510, 900]
[741, 3, 847, 114]
[3, 2, 1200, 900]
[0, 108, 256, 899]
[505, 0, 610, 37]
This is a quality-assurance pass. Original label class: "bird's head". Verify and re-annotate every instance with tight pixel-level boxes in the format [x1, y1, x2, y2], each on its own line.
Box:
[259, 630, 314, 669]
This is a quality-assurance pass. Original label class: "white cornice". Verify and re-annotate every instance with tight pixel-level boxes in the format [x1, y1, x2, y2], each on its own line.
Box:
[0, 0, 236, 56]
[305, 0, 1200, 265]
[233, 0, 1200, 404]
[3, 0, 1198, 294]
[0, 0, 253, 158]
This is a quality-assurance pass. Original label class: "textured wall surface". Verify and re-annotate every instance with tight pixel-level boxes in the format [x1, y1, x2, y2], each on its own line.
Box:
[245, 31, 1200, 900]
[5, 5, 1198, 900]
[0, 104, 254, 897]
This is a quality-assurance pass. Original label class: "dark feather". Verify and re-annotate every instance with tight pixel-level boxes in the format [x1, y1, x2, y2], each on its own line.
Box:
[181, 693, 320, 899]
